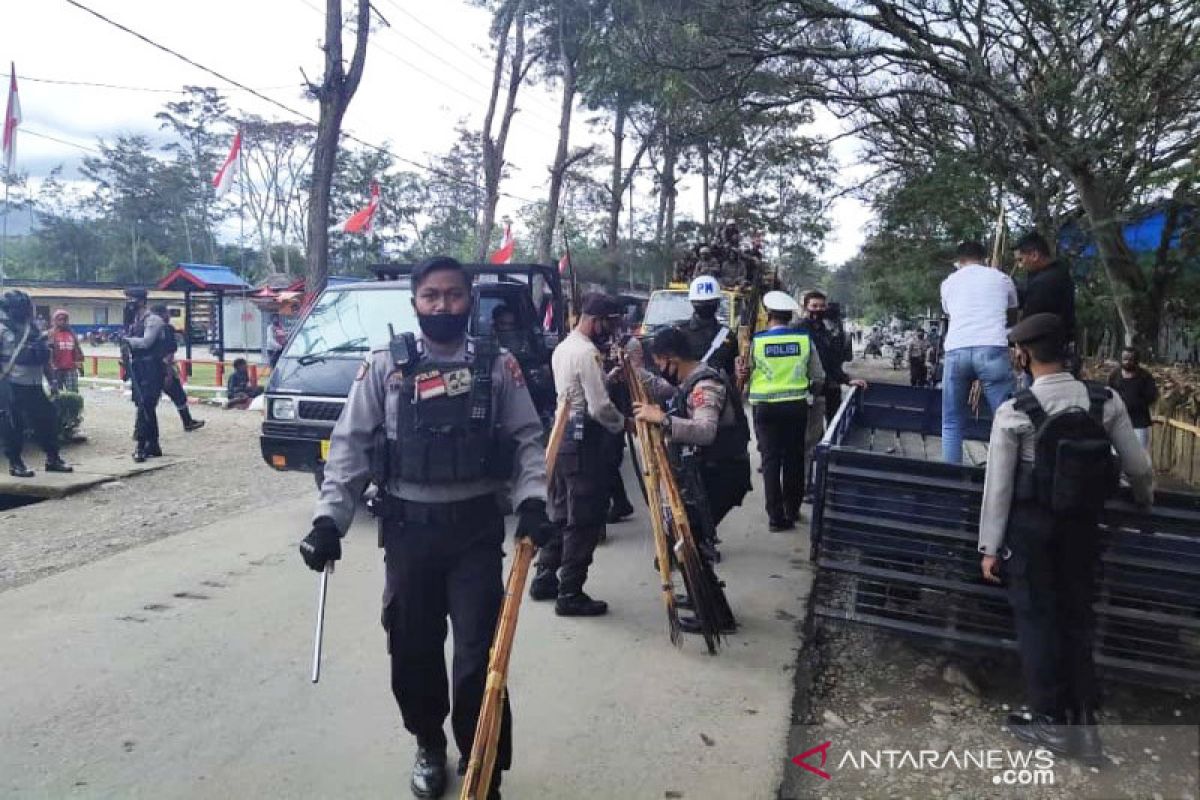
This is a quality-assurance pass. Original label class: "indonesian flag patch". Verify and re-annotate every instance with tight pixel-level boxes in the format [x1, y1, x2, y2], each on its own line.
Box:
[415, 370, 448, 401]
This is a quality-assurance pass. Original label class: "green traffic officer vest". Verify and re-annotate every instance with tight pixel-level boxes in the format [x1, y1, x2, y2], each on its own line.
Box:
[748, 328, 812, 404]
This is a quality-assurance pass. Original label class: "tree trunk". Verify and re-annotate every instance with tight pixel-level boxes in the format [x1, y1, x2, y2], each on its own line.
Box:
[537, 6, 577, 266]
[1071, 169, 1150, 350]
[477, 2, 527, 262]
[701, 143, 711, 231]
[305, 0, 369, 296]
[606, 99, 626, 287]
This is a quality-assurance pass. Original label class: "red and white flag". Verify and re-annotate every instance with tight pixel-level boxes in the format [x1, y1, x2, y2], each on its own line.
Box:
[342, 180, 381, 234]
[212, 129, 242, 196]
[3, 64, 20, 173]
[489, 223, 515, 264]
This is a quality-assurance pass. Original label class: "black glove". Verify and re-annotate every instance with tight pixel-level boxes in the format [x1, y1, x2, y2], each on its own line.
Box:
[515, 499, 555, 548]
[299, 518, 342, 572]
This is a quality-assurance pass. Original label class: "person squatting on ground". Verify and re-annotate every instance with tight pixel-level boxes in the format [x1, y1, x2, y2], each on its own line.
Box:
[529, 293, 627, 617]
[48, 310, 84, 393]
[633, 326, 752, 569]
[736, 291, 824, 531]
[121, 289, 170, 463]
[150, 304, 205, 432]
[0, 291, 73, 478]
[224, 358, 264, 410]
[300, 256, 553, 800]
[978, 313, 1153, 766]
[938, 240, 1019, 463]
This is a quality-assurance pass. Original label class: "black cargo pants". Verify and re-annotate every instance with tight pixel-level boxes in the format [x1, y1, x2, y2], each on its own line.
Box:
[538, 443, 607, 595]
[752, 399, 808, 525]
[129, 358, 164, 448]
[381, 496, 512, 773]
[3, 383, 62, 463]
[1004, 502, 1101, 715]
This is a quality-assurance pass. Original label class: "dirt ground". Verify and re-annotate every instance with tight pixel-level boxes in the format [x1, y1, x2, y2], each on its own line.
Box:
[0, 386, 311, 593]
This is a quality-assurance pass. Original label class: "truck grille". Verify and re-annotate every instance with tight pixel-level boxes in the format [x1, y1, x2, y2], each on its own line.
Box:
[298, 400, 345, 421]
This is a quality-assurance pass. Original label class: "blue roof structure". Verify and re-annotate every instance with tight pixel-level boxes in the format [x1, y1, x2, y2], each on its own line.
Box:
[157, 263, 252, 291]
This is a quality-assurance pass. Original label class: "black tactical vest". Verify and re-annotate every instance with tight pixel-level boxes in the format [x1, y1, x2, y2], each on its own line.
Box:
[382, 338, 513, 484]
[128, 314, 167, 361]
[669, 365, 751, 467]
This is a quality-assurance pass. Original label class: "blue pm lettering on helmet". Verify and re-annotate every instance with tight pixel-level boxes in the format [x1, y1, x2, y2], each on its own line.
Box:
[763, 342, 801, 357]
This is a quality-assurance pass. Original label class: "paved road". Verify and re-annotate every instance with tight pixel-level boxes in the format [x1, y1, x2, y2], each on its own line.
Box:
[0, 458, 812, 799]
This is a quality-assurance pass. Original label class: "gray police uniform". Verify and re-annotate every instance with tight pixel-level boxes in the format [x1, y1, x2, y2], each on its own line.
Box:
[978, 372, 1153, 715]
[313, 333, 546, 773]
[535, 329, 624, 597]
[678, 314, 737, 378]
[1, 319, 63, 466]
[123, 311, 169, 451]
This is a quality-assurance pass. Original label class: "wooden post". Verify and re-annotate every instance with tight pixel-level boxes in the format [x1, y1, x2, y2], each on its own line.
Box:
[215, 361, 225, 388]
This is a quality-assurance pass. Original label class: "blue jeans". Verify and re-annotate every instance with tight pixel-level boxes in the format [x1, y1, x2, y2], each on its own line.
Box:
[942, 346, 1014, 464]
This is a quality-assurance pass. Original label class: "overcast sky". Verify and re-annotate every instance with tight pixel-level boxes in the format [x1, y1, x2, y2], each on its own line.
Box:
[4, 0, 870, 264]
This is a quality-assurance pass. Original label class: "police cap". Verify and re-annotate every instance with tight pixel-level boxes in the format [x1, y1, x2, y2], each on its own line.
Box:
[763, 290, 800, 313]
[1008, 312, 1064, 344]
[124, 287, 149, 301]
[580, 292, 621, 318]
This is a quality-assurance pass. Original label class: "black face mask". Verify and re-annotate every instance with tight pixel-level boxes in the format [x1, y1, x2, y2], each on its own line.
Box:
[418, 312, 470, 343]
[808, 310, 825, 321]
[661, 361, 680, 386]
[694, 302, 719, 320]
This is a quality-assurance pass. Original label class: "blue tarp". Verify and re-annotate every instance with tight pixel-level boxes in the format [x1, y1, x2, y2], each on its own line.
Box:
[1065, 208, 1191, 258]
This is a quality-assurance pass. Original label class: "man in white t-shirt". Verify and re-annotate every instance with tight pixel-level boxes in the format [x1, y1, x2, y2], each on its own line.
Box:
[939, 241, 1019, 463]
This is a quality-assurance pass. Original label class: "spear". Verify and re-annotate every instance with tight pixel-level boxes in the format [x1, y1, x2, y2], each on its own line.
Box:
[460, 402, 569, 800]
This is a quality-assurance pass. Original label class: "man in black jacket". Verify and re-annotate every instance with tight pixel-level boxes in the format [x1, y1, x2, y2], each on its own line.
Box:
[802, 291, 866, 423]
[1015, 231, 1076, 340]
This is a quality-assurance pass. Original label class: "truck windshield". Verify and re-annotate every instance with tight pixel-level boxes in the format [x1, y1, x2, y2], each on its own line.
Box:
[642, 291, 731, 331]
[286, 287, 417, 358]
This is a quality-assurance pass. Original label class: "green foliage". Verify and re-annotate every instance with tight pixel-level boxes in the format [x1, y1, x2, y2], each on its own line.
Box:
[51, 391, 84, 442]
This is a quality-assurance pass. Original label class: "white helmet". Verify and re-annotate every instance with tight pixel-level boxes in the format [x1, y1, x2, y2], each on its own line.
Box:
[763, 290, 800, 313]
[688, 275, 721, 301]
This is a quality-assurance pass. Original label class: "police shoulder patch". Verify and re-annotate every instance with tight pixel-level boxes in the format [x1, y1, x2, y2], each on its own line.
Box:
[690, 386, 711, 409]
[503, 352, 525, 387]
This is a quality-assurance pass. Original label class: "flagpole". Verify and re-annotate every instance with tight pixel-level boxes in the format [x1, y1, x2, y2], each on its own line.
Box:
[237, 128, 250, 363]
[1, 172, 8, 287]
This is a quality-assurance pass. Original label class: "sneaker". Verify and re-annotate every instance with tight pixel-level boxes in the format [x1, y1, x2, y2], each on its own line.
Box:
[555, 592, 608, 617]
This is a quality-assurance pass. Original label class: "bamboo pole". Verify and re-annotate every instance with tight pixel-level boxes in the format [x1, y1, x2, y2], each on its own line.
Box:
[460, 403, 569, 800]
[622, 354, 681, 643]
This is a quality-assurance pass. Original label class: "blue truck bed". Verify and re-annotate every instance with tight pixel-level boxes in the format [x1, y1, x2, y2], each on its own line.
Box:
[810, 383, 1200, 686]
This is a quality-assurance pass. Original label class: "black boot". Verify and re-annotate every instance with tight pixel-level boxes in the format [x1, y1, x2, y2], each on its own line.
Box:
[1071, 707, 1104, 767]
[182, 412, 206, 432]
[44, 455, 73, 473]
[133, 446, 147, 463]
[409, 746, 447, 799]
[144, 442, 163, 458]
[1005, 712, 1072, 755]
[606, 502, 634, 523]
[555, 592, 608, 617]
[9, 458, 34, 478]
[528, 569, 559, 601]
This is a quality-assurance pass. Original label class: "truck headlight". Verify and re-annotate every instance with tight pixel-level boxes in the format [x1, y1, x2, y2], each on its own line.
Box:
[271, 398, 296, 420]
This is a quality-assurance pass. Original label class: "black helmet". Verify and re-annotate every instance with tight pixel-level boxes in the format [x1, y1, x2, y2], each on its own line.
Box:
[2, 290, 32, 322]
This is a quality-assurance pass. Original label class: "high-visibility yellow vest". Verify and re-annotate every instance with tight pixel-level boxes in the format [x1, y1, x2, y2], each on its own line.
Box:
[748, 329, 812, 404]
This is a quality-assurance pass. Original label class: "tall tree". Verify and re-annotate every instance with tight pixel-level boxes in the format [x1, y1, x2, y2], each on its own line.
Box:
[305, 0, 370, 294]
[476, 0, 538, 261]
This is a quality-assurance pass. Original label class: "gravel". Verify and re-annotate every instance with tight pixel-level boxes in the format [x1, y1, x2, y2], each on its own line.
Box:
[0, 386, 311, 593]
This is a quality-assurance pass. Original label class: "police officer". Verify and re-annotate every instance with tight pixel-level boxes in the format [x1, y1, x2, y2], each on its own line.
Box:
[0, 291, 73, 477]
[299, 257, 551, 800]
[736, 291, 824, 531]
[121, 289, 170, 462]
[530, 292, 626, 616]
[979, 313, 1153, 764]
[633, 326, 752, 566]
[677, 275, 738, 378]
[151, 304, 206, 433]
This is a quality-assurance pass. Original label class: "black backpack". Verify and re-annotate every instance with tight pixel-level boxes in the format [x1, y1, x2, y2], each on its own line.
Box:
[1013, 383, 1120, 514]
